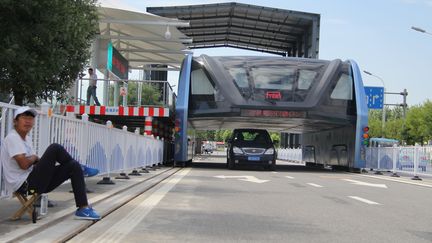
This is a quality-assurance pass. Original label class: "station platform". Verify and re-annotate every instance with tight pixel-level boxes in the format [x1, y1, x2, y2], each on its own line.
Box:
[0, 166, 175, 242]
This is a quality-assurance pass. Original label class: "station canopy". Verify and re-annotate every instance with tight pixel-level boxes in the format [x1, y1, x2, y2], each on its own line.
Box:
[97, 7, 192, 71]
[147, 2, 320, 58]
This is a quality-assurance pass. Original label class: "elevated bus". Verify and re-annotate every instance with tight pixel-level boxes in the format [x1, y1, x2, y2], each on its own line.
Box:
[175, 54, 368, 171]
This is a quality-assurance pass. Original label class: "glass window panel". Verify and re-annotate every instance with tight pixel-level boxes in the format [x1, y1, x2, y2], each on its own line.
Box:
[227, 68, 249, 88]
[191, 69, 214, 95]
[330, 73, 353, 100]
[298, 70, 317, 90]
[250, 67, 295, 90]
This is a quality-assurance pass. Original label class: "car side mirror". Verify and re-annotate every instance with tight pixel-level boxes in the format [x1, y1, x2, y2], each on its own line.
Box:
[227, 138, 232, 144]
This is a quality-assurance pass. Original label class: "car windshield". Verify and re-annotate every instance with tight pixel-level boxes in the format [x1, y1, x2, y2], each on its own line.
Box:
[234, 130, 272, 145]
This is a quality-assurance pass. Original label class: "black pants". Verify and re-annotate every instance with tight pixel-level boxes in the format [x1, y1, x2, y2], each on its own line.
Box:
[27, 143, 88, 208]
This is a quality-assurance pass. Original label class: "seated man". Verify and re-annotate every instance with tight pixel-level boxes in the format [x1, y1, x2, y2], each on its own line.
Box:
[0, 106, 100, 220]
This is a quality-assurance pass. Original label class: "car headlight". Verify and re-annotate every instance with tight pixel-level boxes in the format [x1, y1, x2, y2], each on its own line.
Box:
[264, 148, 275, 155]
[233, 146, 243, 154]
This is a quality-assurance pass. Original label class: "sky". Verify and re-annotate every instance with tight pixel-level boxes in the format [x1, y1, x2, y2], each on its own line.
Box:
[99, 0, 432, 106]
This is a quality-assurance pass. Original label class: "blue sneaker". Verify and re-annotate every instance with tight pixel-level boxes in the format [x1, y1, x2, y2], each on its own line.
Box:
[81, 165, 99, 177]
[75, 207, 101, 220]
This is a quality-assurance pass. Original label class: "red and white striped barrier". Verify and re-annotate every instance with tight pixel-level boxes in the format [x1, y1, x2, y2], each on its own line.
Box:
[65, 105, 170, 117]
[144, 117, 153, 136]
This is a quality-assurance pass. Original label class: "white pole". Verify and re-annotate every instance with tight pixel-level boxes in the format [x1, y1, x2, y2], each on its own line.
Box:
[411, 146, 422, 180]
[391, 146, 399, 177]
[80, 113, 89, 166]
[382, 88, 386, 136]
[375, 145, 383, 174]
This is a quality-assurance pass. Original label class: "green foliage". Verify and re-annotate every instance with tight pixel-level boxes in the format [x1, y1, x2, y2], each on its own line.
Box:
[269, 132, 280, 147]
[222, 130, 232, 142]
[214, 130, 225, 141]
[405, 105, 427, 145]
[109, 82, 162, 106]
[367, 116, 382, 138]
[195, 130, 216, 141]
[139, 83, 163, 106]
[195, 130, 232, 142]
[384, 118, 404, 141]
[368, 100, 432, 145]
[0, 0, 98, 105]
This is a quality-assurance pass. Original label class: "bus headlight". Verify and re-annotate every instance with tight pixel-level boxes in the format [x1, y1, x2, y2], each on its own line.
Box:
[264, 148, 275, 155]
[233, 146, 243, 154]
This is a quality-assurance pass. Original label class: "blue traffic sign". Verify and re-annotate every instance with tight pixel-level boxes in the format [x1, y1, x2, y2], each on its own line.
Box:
[364, 86, 384, 109]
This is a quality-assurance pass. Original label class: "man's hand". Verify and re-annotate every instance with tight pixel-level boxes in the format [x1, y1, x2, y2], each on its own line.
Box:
[31, 155, 39, 165]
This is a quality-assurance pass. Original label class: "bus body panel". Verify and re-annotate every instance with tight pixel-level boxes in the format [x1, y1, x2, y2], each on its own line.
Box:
[174, 54, 193, 164]
[350, 59, 369, 169]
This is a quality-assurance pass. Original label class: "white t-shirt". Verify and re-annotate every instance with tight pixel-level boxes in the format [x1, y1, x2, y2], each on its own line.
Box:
[0, 129, 34, 198]
[89, 73, 97, 87]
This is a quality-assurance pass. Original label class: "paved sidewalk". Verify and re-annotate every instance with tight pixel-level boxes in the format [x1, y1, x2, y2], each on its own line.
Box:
[0, 166, 172, 242]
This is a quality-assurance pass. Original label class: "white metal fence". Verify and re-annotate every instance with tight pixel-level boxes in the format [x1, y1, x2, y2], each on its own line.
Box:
[365, 146, 432, 177]
[0, 102, 164, 179]
[277, 148, 303, 163]
[278, 146, 432, 178]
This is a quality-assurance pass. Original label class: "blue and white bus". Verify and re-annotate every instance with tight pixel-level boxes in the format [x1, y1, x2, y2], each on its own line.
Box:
[369, 138, 399, 147]
[174, 54, 368, 171]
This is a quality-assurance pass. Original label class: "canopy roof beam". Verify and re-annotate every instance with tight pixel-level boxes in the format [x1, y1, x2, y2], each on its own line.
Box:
[99, 18, 190, 27]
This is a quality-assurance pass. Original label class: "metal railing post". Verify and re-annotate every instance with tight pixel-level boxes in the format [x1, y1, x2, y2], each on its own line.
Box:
[391, 146, 399, 177]
[116, 125, 131, 179]
[80, 114, 89, 166]
[375, 145, 383, 175]
[38, 102, 51, 157]
[412, 146, 422, 180]
[97, 120, 115, 184]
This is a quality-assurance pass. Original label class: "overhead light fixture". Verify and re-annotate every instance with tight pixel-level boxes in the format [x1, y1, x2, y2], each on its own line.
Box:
[411, 26, 425, 33]
[164, 25, 171, 40]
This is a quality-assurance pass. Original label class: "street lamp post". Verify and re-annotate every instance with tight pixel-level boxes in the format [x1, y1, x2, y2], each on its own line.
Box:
[363, 70, 386, 137]
[411, 26, 432, 36]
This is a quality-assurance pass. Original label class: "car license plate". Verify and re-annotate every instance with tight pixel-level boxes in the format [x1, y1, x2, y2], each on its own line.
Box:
[248, 156, 260, 161]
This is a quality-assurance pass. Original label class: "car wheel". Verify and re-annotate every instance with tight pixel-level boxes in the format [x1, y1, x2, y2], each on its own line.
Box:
[268, 161, 276, 171]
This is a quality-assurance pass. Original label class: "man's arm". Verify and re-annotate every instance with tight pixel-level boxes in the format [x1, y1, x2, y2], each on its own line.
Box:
[13, 154, 39, 170]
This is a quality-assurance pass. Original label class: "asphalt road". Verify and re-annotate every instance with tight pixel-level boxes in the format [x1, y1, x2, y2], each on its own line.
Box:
[69, 155, 432, 243]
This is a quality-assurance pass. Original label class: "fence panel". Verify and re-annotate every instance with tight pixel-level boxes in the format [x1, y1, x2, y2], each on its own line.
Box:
[277, 148, 303, 163]
[0, 102, 164, 179]
[365, 146, 432, 177]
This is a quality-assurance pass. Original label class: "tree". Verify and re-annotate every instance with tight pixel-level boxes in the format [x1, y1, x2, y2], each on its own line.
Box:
[422, 100, 432, 141]
[367, 109, 383, 138]
[222, 130, 232, 142]
[405, 105, 427, 145]
[215, 130, 224, 141]
[269, 132, 280, 147]
[0, 0, 98, 105]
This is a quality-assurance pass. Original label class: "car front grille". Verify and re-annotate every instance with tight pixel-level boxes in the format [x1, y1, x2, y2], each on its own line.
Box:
[243, 148, 266, 155]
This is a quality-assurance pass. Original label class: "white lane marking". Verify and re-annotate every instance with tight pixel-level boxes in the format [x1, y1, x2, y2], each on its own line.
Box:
[92, 168, 191, 243]
[359, 174, 432, 188]
[271, 171, 278, 174]
[343, 179, 388, 188]
[307, 183, 323, 188]
[285, 176, 295, 179]
[348, 196, 381, 205]
[214, 175, 269, 183]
